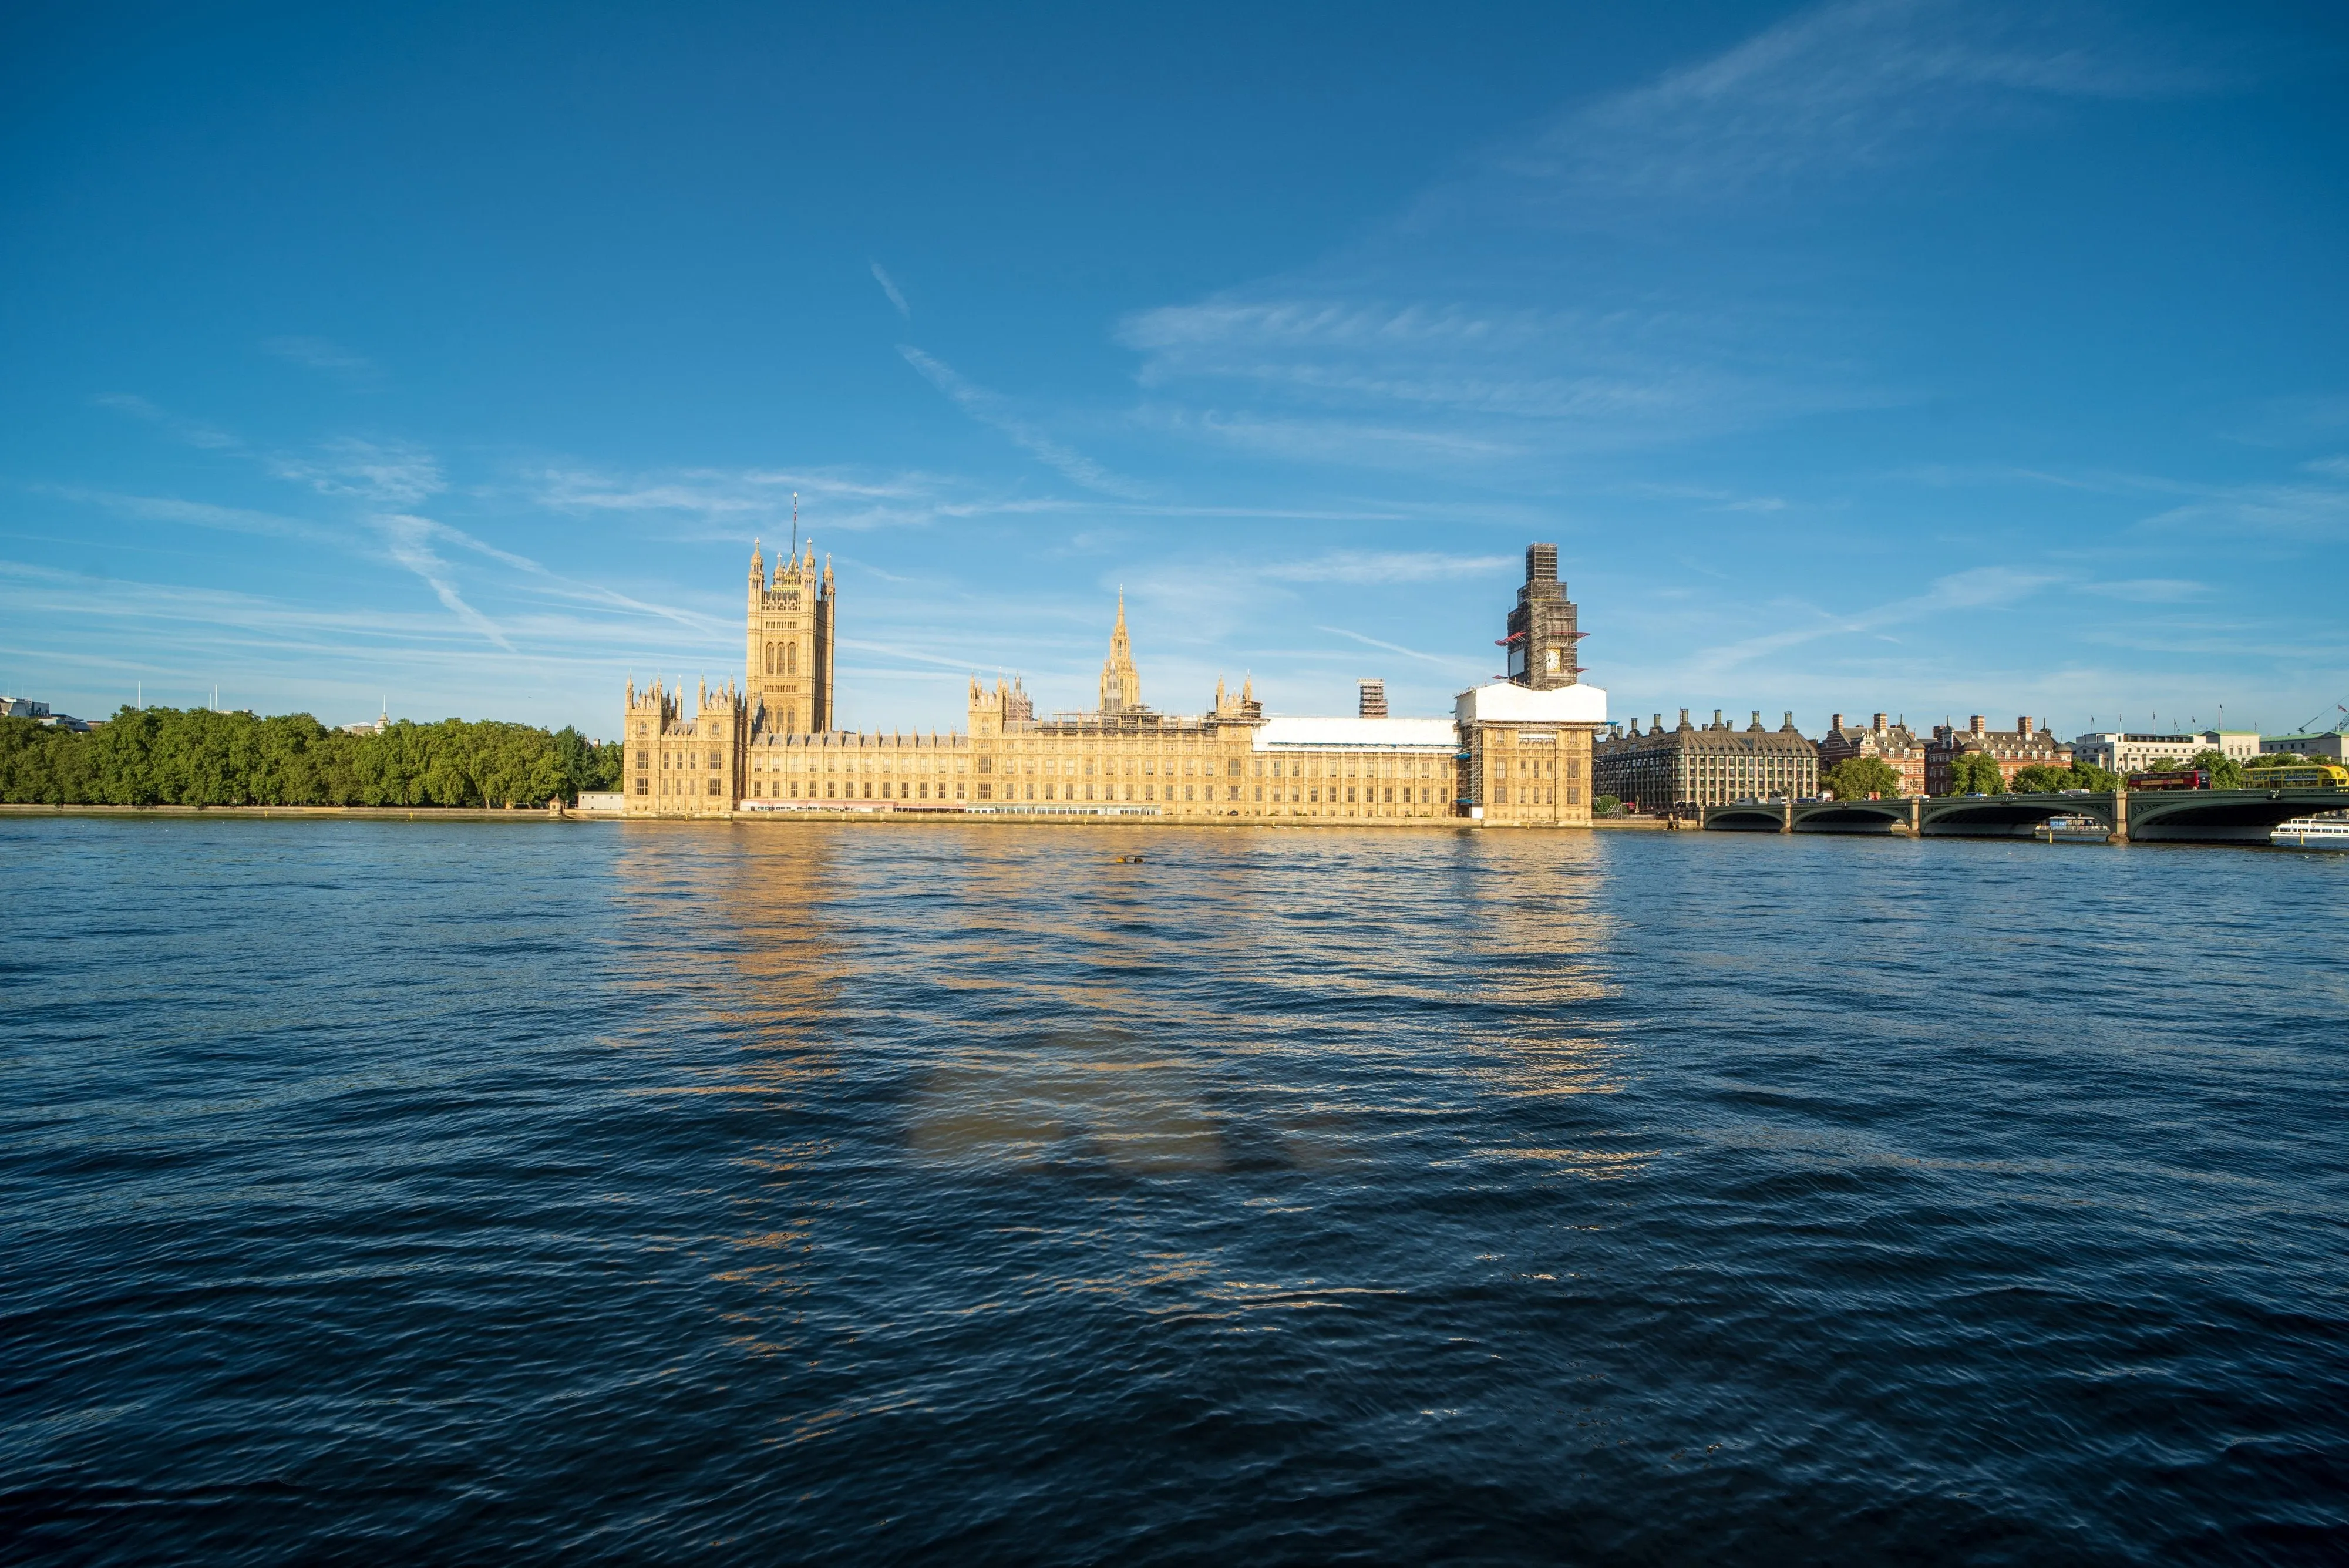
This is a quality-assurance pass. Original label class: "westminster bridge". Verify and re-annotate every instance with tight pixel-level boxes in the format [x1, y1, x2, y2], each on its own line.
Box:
[1700, 787, 2348, 844]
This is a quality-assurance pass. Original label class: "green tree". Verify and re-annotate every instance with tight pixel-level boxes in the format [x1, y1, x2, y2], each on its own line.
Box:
[0, 706, 596, 808]
[2066, 759, 2118, 792]
[2187, 748, 2243, 789]
[1940, 750, 2005, 795]
[2010, 763, 2071, 793]
[1824, 755, 1903, 800]
[1592, 792, 1621, 817]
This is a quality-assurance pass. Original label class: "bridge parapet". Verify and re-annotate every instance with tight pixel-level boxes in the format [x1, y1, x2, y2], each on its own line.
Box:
[1700, 787, 2344, 843]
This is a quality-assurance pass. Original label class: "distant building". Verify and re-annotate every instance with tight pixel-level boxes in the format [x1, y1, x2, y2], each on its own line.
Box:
[2071, 729, 2259, 774]
[1815, 712, 1925, 796]
[1926, 716, 2071, 793]
[1357, 679, 1388, 718]
[2260, 730, 2348, 763]
[1, 696, 90, 732]
[624, 541, 1607, 826]
[342, 709, 391, 736]
[1594, 709, 1818, 814]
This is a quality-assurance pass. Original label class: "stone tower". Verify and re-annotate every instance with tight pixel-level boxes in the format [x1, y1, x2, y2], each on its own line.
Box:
[621, 676, 744, 817]
[747, 538, 836, 735]
[1505, 543, 1581, 690]
[1098, 591, 1140, 714]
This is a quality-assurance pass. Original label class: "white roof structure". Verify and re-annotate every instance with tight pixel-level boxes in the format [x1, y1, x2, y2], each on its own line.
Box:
[1453, 681, 1608, 725]
[1252, 715, 1459, 751]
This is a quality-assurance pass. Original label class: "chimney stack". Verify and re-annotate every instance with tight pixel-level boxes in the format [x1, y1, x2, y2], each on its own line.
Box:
[2018, 716, 2034, 737]
[1970, 715, 1985, 735]
[1872, 712, 1887, 731]
[1831, 712, 1844, 734]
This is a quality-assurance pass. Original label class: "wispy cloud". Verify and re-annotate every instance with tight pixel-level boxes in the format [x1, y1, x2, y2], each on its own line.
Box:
[870, 262, 911, 320]
[374, 513, 511, 650]
[2079, 578, 2210, 604]
[1314, 624, 1487, 675]
[270, 436, 445, 507]
[263, 335, 378, 382]
[528, 462, 1077, 537]
[1468, 0, 2214, 222]
[92, 393, 241, 451]
[1267, 550, 1517, 585]
[40, 486, 344, 547]
[898, 346, 1150, 498]
[1932, 462, 2349, 540]
[1670, 564, 2063, 684]
[1115, 1, 2217, 474]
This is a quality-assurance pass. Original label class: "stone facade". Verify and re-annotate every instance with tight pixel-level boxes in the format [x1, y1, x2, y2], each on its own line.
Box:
[2071, 730, 2259, 773]
[1816, 712, 1926, 797]
[1593, 709, 1819, 814]
[745, 541, 834, 735]
[1923, 716, 2072, 794]
[2260, 729, 2349, 763]
[621, 543, 1606, 826]
[1504, 543, 1582, 688]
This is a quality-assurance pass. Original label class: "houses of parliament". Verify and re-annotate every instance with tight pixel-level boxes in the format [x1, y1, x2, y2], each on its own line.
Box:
[621, 541, 1608, 827]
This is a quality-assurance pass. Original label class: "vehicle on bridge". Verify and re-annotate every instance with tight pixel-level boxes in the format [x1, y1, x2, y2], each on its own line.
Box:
[2244, 763, 2349, 789]
[2126, 768, 2211, 792]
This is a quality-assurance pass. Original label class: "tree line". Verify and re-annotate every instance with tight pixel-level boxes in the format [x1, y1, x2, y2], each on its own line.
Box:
[1828, 746, 2314, 800]
[0, 707, 623, 807]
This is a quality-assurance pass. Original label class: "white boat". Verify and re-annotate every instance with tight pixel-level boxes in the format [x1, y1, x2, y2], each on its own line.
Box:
[2271, 811, 2349, 849]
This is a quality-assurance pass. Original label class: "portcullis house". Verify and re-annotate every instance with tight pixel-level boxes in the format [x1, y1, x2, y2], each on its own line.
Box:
[622, 544, 1607, 826]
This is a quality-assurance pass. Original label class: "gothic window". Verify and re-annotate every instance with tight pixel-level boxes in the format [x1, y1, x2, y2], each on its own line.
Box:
[786, 644, 797, 675]
[635, 778, 647, 795]
[1184, 785, 1194, 801]
[708, 779, 720, 796]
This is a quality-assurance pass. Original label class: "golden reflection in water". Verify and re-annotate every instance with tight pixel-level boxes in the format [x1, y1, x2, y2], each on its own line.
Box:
[905, 1028, 1226, 1173]
[610, 825, 858, 1352]
[615, 824, 1650, 1347]
[611, 820, 852, 1066]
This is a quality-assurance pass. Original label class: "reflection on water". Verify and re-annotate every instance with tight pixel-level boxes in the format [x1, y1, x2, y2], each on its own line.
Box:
[4, 817, 2344, 1564]
[908, 1031, 1228, 1174]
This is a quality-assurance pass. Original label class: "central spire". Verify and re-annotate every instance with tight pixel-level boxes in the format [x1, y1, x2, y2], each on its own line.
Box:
[1098, 588, 1140, 714]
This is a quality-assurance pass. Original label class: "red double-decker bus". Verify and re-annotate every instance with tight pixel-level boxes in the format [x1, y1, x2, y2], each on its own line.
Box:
[2126, 768, 2210, 792]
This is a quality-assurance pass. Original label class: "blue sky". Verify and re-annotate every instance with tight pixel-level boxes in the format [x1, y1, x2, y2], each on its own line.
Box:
[3, 1, 2344, 738]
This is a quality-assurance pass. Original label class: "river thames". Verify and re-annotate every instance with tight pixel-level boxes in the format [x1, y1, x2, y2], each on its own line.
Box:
[3, 818, 2343, 1563]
